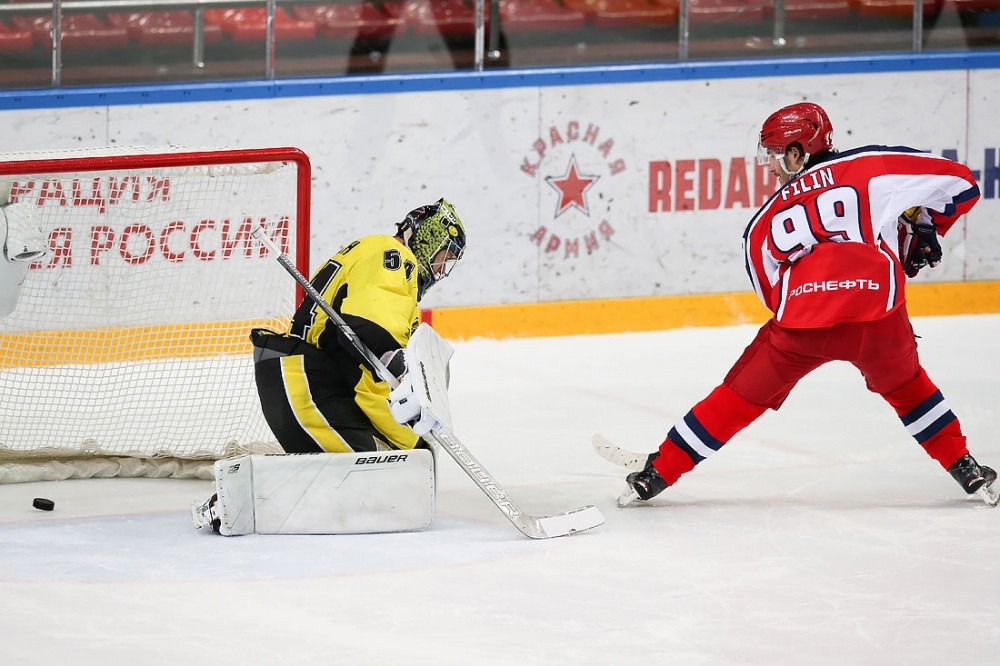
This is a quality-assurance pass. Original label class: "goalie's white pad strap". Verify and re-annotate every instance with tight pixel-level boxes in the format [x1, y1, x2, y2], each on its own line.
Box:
[213, 450, 435, 536]
[403, 322, 456, 434]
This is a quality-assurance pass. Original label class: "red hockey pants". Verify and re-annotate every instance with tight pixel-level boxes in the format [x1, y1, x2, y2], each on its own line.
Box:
[653, 306, 968, 485]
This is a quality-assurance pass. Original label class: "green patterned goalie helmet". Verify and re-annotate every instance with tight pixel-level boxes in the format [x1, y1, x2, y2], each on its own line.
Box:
[397, 198, 466, 300]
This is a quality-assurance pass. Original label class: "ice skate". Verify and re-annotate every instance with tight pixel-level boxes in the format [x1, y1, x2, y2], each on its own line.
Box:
[617, 455, 669, 508]
[948, 455, 999, 507]
[191, 493, 221, 532]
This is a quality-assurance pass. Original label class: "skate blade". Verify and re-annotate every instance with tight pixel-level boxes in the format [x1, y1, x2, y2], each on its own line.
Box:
[616, 487, 641, 508]
[976, 484, 1000, 507]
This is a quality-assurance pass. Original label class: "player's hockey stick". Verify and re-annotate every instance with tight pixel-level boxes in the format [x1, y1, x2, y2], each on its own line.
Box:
[593, 434, 664, 507]
[593, 433, 650, 472]
[252, 227, 604, 539]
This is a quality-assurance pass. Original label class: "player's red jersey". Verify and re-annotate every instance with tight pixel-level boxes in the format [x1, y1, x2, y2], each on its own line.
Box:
[743, 146, 980, 328]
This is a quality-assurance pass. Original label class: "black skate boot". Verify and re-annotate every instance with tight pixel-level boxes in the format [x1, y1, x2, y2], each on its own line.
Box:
[191, 493, 222, 532]
[617, 455, 669, 507]
[948, 455, 999, 507]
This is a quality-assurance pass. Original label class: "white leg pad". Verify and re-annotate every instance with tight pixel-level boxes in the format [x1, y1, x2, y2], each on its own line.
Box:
[213, 450, 435, 536]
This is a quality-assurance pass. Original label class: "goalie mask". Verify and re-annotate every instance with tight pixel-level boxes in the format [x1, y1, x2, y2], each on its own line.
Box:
[397, 198, 466, 301]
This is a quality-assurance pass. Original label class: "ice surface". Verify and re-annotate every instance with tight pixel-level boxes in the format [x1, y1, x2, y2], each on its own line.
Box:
[1, 315, 998, 664]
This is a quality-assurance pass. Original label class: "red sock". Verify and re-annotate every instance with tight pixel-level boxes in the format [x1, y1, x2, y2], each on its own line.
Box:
[882, 368, 967, 469]
[653, 384, 767, 485]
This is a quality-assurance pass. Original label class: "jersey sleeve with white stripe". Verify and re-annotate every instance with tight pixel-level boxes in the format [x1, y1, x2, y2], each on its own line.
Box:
[742, 146, 979, 328]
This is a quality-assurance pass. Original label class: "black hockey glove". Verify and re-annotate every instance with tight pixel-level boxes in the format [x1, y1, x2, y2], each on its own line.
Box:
[903, 224, 942, 278]
[899, 208, 943, 278]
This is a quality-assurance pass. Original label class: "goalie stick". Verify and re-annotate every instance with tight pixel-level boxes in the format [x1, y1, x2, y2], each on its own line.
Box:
[252, 227, 604, 539]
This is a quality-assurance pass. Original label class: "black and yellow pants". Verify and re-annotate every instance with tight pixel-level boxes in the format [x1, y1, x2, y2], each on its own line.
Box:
[251, 332, 390, 454]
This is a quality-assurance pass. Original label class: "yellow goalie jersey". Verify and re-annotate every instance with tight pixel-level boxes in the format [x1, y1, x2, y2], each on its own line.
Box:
[264, 234, 422, 452]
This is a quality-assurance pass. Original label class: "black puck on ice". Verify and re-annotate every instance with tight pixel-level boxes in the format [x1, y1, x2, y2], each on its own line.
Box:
[32, 497, 55, 511]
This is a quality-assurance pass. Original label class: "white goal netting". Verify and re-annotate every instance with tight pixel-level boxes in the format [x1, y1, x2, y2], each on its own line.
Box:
[0, 147, 311, 483]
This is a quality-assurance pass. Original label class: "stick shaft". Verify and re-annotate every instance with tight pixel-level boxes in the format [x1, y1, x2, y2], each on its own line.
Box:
[252, 227, 398, 389]
[253, 226, 603, 538]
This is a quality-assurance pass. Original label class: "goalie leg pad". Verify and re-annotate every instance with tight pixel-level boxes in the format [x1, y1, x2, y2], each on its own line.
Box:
[212, 450, 436, 536]
[214, 456, 255, 536]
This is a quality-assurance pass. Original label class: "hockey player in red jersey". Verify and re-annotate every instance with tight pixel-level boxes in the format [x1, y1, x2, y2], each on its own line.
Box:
[616, 102, 998, 507]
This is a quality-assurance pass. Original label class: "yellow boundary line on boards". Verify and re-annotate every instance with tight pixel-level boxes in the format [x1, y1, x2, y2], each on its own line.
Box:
[424, 280, 1000, 340]
[1, 282, 997, 366]
[0, 318, 287, 368]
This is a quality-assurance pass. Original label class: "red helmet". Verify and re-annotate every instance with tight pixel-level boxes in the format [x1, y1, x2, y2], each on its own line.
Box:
[758, 102, 834, 162]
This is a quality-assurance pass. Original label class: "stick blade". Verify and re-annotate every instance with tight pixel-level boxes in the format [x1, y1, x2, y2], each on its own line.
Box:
[520, 505, 605, 539]
[592, 433, 647, 471]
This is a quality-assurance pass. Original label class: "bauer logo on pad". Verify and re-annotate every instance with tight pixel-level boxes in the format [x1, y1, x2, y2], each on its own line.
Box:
[354, 454, 409, 465]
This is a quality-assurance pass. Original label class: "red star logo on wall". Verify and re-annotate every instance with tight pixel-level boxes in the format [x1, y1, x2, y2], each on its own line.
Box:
[545, 155, 599, 218]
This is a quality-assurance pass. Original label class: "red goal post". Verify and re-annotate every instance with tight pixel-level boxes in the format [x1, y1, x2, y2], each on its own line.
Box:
[0, 147, 311, 483]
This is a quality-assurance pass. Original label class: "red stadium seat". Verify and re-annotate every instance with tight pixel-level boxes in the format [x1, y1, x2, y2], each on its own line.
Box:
[782, 0, 853, 20]
[562, 0, 676, 28]
[9, 13, 130, 49]
[501, 0, 587, 32]
[851, 0, 1000, 18]
[392, 0, 477, 37]
[106, 12, 224, 47]
[0, 20, 33, 52]
[204, 8, 317, 42]
[292, 3, 402, 40]
[680, 0, 770, 24]
[849, 0, 937, 17]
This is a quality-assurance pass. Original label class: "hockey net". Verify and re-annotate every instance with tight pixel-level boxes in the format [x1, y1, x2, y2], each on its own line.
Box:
[0, 147, 311, 483]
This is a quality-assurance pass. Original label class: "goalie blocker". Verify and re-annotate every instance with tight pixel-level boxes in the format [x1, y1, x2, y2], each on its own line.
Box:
[192, 449, 435, 536]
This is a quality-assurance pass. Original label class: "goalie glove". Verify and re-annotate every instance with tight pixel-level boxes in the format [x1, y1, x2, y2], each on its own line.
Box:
[383, 347, 440, 435]
[386, 324, 455, 437]
[388, 372, 441, 437]
[898, 207, 942, 278]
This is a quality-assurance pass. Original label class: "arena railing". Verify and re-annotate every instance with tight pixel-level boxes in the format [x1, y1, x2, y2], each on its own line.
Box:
[0, 0, 995, 87]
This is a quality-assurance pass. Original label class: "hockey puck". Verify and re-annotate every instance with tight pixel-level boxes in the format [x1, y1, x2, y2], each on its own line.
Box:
[32, 497, 55, 511]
